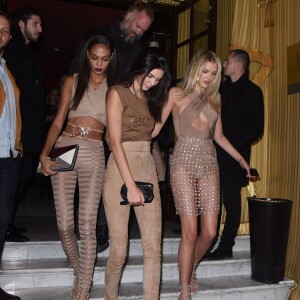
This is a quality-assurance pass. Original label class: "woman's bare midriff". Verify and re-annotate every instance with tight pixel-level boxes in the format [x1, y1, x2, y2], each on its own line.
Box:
[68, 116, 105, 132]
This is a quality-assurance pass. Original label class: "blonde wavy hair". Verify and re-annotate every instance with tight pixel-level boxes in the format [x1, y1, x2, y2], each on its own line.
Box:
[180, 49, 222, 112]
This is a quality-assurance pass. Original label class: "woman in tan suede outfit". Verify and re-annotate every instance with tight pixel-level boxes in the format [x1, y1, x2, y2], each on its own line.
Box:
[103, 47, 171, 300]
[39, 35, 116, 300]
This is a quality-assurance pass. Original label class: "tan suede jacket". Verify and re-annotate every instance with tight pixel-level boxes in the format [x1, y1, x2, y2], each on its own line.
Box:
[0, 65, 23, 156]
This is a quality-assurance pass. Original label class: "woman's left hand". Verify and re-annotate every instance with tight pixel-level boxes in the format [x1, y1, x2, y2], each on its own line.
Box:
[127, 184, 145, 206]
[239, 158, 257, 180]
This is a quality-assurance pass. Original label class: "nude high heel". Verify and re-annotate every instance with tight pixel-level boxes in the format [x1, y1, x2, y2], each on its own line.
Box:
[178, 285, 191, 300]
[71, 260, 80, 299]
[78, 279, 93, 300]
[190, 265, 199, 293]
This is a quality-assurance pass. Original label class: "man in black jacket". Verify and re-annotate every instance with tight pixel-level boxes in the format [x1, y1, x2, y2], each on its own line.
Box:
[207, 49, 264, 260]
[69, 1, 154, 81]
[4, 6, 45, 242]
[69, 1, 154, 252]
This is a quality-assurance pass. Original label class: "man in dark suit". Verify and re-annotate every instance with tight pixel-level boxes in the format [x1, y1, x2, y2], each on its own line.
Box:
[0, 10, 22, 300]
[69, 1, 154, 82]
[4, 6, 45, 242]
[207, 49, 264, 260]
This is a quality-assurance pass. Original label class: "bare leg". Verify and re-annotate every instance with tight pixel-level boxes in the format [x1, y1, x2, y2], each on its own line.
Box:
[194, 213, 218, 265]
[178, 214, 198, 299]
[171, 138, 219, 298]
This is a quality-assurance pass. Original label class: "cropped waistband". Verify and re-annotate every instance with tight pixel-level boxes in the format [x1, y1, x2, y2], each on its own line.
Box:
[62, 122, 104, 141]
[177, 137, 213, 144]
[122, 141, 151, 152]
[57, 135, 103, 148]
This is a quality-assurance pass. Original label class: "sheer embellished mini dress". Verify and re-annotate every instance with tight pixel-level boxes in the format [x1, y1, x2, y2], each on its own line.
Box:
[170, 95, 220, 216]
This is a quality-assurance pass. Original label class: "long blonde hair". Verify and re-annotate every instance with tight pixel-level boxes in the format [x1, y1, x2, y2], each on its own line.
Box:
[181, 49, 222, 112]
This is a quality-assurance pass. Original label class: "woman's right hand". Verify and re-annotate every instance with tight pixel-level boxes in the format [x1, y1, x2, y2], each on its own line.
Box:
[39, 155, 60, 176]
[127, 184, 145, 206]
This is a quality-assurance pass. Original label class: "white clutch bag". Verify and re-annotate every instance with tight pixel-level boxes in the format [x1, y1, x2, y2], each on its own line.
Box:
[37, 144, 79, 173]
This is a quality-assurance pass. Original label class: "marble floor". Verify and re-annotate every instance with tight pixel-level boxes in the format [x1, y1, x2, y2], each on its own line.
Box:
[4, 181, 294, 299]
[6, 275, 295, 300]
[3, 215, 295, 300]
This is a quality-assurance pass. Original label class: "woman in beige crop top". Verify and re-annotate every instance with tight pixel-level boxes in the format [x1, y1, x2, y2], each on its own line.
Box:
[103, 47, 171, 300]
[39, 35, 117, 300]
[152, 50, 254, 299]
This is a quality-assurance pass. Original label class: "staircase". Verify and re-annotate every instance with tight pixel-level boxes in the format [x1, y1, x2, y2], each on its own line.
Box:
[0, 236, 294, 299]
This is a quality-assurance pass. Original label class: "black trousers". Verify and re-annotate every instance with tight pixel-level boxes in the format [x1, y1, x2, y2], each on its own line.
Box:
[14, 153, 40, 204]
[0, 155, 21, 258]
[219, 184, 242, 249]
[8, 153, 40, 229]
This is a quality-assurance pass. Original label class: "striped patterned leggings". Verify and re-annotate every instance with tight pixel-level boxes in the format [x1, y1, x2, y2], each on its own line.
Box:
[51, 136, 105, 284]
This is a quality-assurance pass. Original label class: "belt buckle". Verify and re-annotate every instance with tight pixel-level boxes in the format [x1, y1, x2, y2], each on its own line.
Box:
[79, 126, 91, 140]
[71, 125, 76, 137]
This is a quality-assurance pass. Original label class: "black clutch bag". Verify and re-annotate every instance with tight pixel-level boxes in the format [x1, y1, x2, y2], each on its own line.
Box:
[120, 181, 154, 205]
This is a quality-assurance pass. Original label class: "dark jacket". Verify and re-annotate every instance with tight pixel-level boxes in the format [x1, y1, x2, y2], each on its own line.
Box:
[216, 73, 264, 187]
[69, 22, 146, 82]
[4, 37, 45, 154]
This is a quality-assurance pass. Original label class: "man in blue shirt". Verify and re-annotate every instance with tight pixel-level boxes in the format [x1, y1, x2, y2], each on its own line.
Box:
[0, 10, 22, 300]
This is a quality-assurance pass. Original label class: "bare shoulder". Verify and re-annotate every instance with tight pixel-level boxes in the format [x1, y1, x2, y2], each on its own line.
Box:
[169, 87, 189, 110]
[169, 86, 183, 99]
[64, 75, 75, 86]
[62, 75, 75, 92]
[107, 86, 121, 100]
[60, 75, 74, 103]
[106, 86, 123, 108]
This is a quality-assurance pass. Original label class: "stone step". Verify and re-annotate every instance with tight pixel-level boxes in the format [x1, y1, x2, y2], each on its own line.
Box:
[0, 252, 251, 289]
[5, 276, 295, 300]
[2, 236, 250, 260]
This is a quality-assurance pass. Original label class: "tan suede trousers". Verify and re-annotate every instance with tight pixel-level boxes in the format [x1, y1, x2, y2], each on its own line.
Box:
[152, 140, 166, 182]
[51, 136, 105, 284]
[103, 141, 162, 300]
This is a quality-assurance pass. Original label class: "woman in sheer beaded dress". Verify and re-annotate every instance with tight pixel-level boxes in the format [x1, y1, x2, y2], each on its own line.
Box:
[39, 35, 117, 300]
[152, 49, 254, 299]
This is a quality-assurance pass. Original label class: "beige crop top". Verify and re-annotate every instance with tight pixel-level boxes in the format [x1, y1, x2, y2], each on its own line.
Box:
[106, 85, 155, 145]
[68, 74, 107, 125]
[173, 95, 218, 139]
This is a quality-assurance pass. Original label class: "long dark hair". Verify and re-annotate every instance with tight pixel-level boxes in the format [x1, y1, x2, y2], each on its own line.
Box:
[71, 34, 117, 110]
[123, 47, 171, 122]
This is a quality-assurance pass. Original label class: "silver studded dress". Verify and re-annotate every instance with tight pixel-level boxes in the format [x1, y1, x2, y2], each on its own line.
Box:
[170, 96, 220, 216]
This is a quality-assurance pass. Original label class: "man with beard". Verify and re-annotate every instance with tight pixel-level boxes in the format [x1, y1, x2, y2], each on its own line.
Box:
[0, 10, 22, 300]
[69, 0, 154, 253]
[69, 0, 154, 82]
[4, 6, 45, 242]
